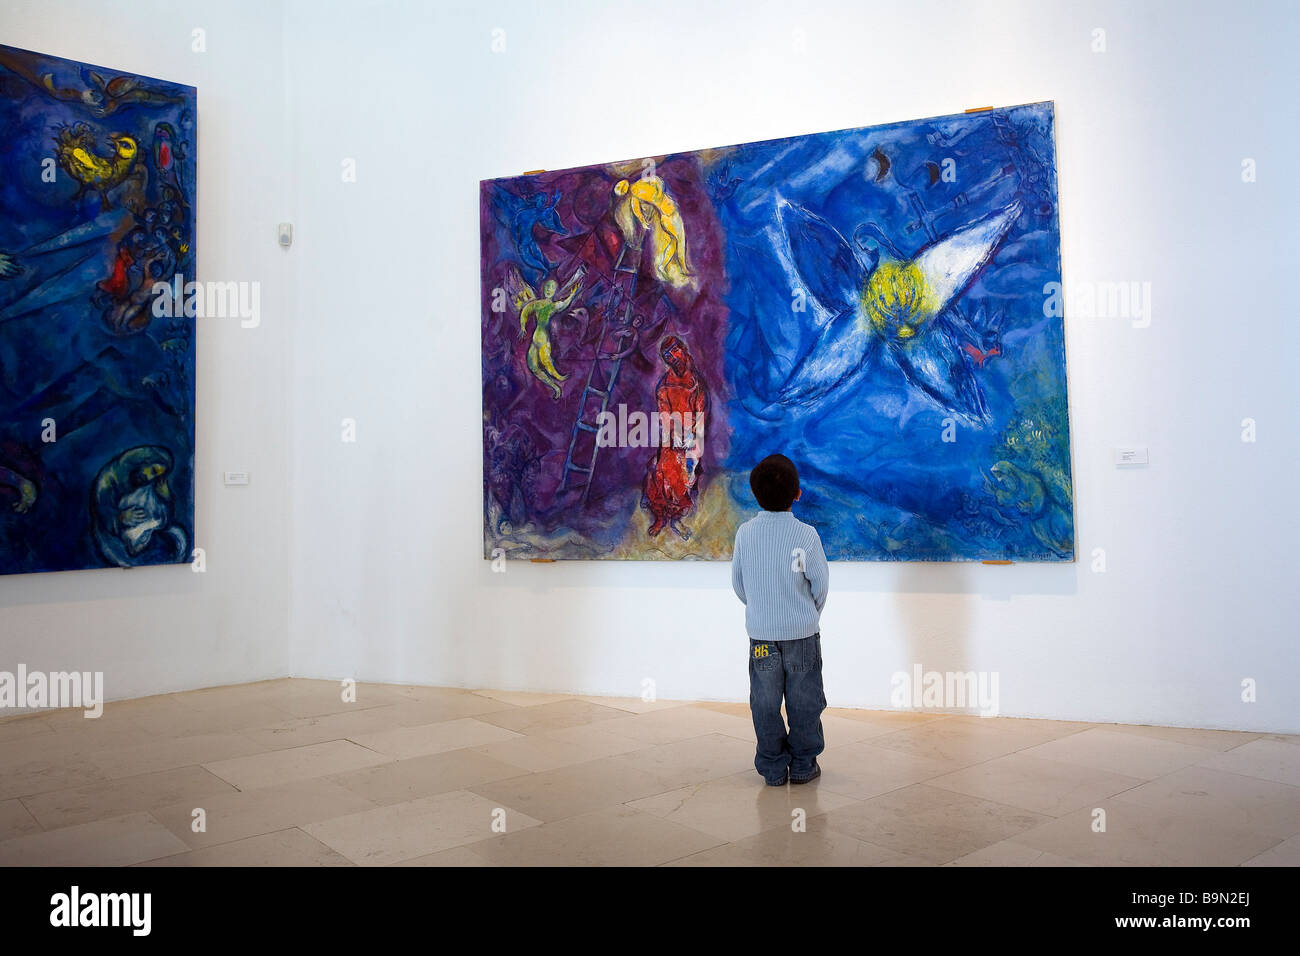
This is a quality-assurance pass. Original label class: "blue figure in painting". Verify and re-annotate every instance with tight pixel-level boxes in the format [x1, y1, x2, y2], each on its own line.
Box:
[0, 45, 196, 575]
[492, 186, 568, 281]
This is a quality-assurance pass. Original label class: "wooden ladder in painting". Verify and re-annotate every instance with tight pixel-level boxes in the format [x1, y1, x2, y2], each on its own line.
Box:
[558, 241, 641, 504]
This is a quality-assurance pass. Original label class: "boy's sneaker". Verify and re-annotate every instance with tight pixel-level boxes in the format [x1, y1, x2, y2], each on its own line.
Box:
[790, 762, 821, 784]
[764, 770, 789, 786]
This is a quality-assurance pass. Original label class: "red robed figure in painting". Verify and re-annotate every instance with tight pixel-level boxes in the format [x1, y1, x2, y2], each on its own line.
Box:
[643, 335, 709, 540]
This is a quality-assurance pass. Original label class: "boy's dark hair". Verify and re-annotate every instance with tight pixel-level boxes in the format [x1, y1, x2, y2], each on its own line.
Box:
[750, 453, 800, 511]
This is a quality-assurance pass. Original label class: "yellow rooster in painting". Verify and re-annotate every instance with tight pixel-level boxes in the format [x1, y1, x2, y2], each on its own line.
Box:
[53, 123, 138, 209]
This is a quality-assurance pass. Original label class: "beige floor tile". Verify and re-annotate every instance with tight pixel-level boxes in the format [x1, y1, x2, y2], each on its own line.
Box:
[947, 839, 1089, 866]
[663, 814, 931, 866]
[470, 757, 671, 822]
[535, 724, 656, 758]
[1104, 723, 1262, 752]
[0, 713, 58, 743]
[0, 759, 106, 801]
[239, 706, 416, 752]
[89, 732, 270, 780]
[470, 806, 722, 866]
[152, 777, 378, 849]
[813, 741, 970, 801]
[65, 704, 163, 732]
[20, 765, 238, 829]
[1196, 738, 1300, 787]
[354, 683, 475, 704]
[282, 678, 383, 695]
[927, 753, 1145, 817]
[0, 713, 152, 774]
[391, 845, 495, 866]
[596, 706, 755, 745]
[944, 715, 1096, 736]
[328, 749, 530, 805]
[1113, 765, 1300, 838]
[470, 735, 617, 773]
[241, 698, 511, 753]
[870, 717, 1086, 767]
[265, 680, 403, 719]
[572, 695, 691, 714]
[1261, 733, 1300, 747]
[628, 770, 860, 842]
[1009, 801, 1281, 866]
[304, 789, 541, 865]
[471, 729, 647, 772]
[137, 827, 354, 866]
[693, 701, 751, 718]
[348, 718, 522, 759]
[1241, 834, 1300, 866]
[157, 680, 295, 710]
[602, 733, 754, 791]
[7, 705, 138, 734]
[470, 689, 574, 708]
[821, 713, 910, 747]
[0, 811, 187, 866]
[123, 699, 297, 739]
[0, 798, 40, 841]
[1019, 728, 1218, 780]
[350, 683, 505, 711]
[387, 695, 520, 722]
[825, 708, 950, 731]
[475, 699, 628, 735]
[203, 739, 393, 790]
[819, 784, 1051, 864]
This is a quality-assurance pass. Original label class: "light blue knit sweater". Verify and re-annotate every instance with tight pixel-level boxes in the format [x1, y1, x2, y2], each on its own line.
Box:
[730, 510, 829, 641]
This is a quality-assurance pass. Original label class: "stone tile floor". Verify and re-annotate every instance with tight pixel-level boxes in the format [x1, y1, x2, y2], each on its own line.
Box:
[1, 680, 1295, 866]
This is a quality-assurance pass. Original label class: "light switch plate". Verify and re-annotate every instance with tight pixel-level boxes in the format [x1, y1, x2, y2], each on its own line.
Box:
[1113, 447, 1149, 466]
[223, 471, 250, 485]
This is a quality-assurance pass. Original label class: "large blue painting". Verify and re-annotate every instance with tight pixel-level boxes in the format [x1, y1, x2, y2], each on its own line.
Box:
[481, 102, 1073, 561]
[0, 46, 196, 575]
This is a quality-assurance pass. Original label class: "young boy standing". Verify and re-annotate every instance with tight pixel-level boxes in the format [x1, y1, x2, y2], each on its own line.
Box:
[730, 453, 829, 786]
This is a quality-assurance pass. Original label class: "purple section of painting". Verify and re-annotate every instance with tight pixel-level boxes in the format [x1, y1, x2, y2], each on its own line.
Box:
[481, 156, 731, 552]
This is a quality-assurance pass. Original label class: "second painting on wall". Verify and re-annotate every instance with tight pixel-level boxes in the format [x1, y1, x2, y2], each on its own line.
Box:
[482, 102, 1075, 563]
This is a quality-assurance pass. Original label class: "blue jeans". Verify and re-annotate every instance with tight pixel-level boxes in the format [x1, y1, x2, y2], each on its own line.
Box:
[748, 633, 826, 783]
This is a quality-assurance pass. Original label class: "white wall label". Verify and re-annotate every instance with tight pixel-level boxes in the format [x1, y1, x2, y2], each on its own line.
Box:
[223, 471, 251, 485]
[1113, 447, 1149, 466]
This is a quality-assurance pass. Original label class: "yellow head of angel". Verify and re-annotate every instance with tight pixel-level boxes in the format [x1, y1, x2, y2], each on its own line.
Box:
[862, 260, 936, 342]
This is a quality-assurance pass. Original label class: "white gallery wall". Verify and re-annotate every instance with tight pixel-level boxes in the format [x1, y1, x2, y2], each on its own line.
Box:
[1, 0, 1296, 732]
[0, 0, 294, 700]
[283, 0, 1299, 732]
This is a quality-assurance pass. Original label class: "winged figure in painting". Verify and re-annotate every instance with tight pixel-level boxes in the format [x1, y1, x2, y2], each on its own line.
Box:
[505, 264, 586, 399]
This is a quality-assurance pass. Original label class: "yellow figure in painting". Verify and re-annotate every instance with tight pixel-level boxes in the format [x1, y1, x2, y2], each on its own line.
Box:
[508, 266, 585, 399]
[614, 176, 696, 290]
[53, 125, 138, 209]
